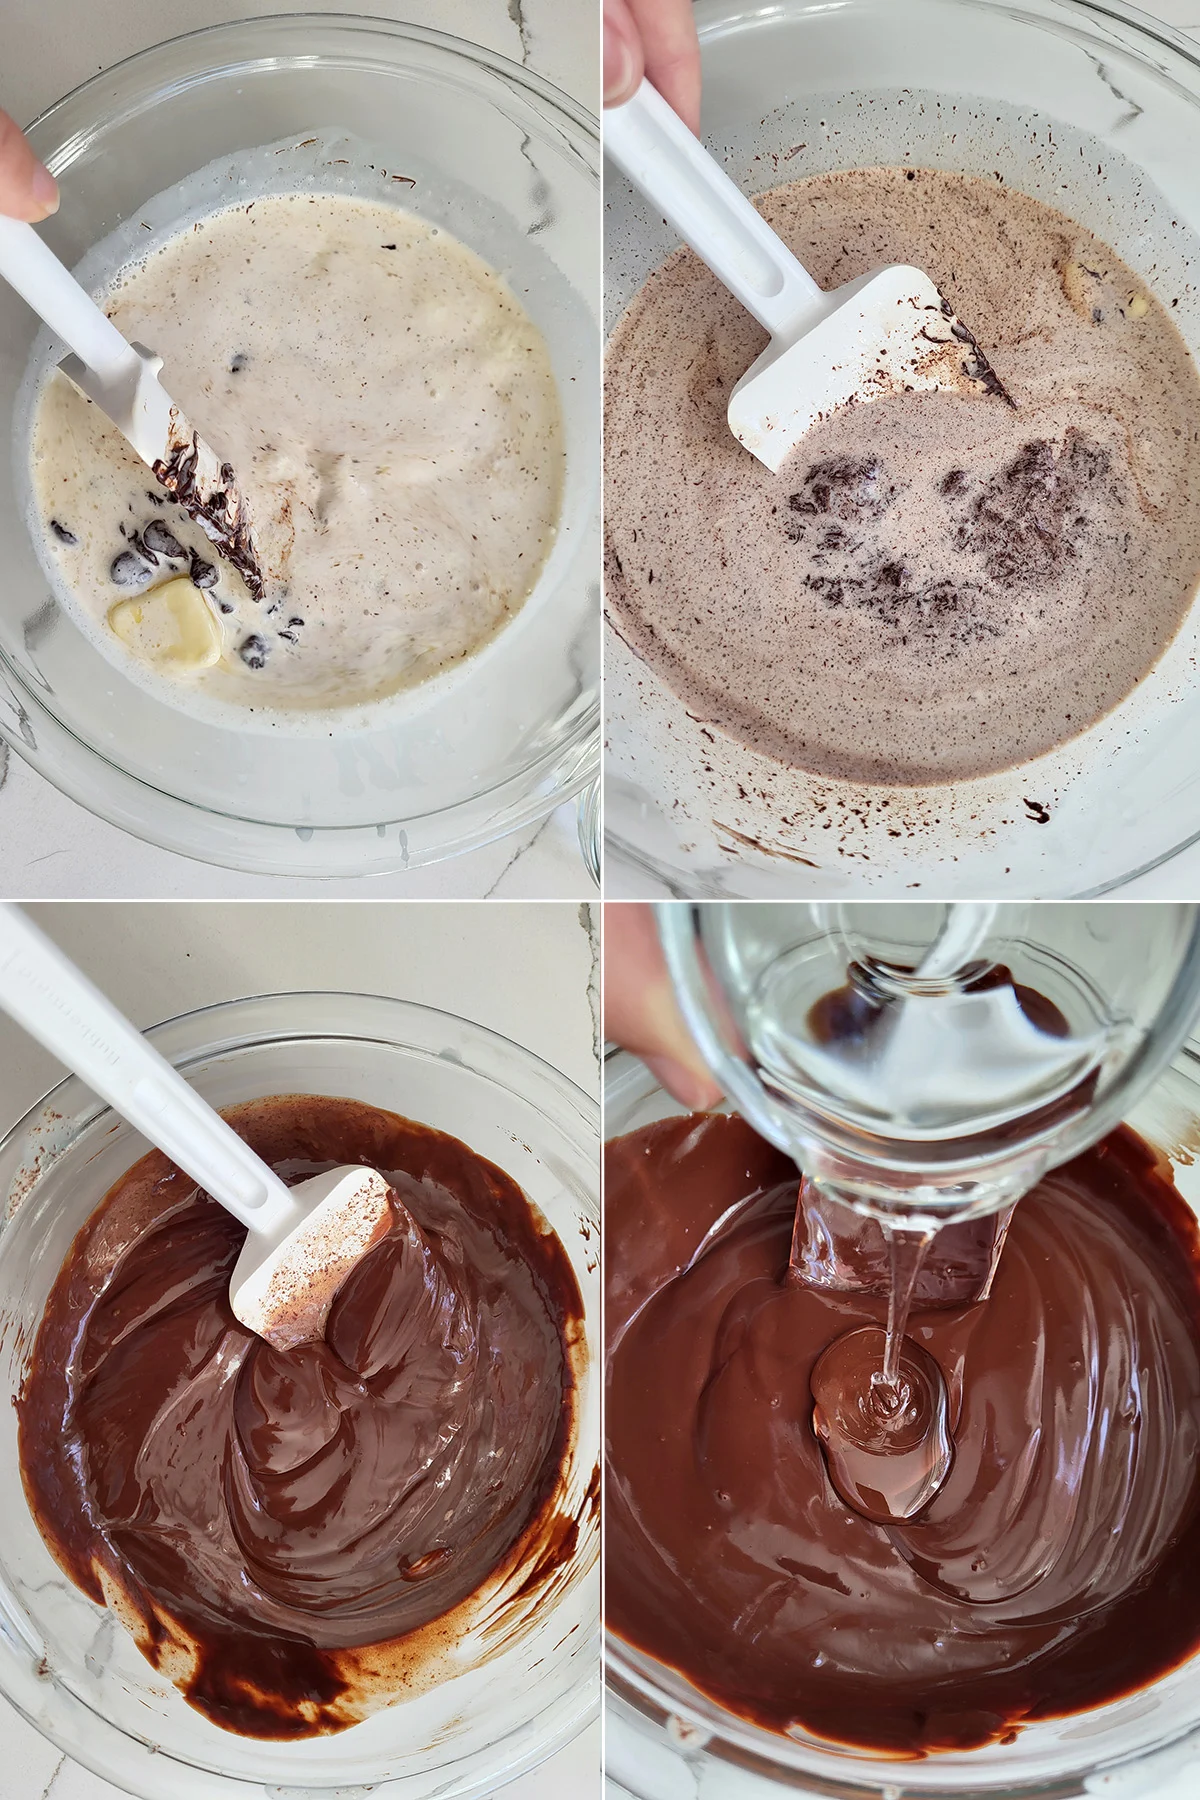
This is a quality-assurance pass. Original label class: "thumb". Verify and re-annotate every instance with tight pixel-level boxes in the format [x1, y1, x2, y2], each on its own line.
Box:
[0, 112, 58, 222]
[605, 905, 725, 1110]
[604, 0, 644, 108]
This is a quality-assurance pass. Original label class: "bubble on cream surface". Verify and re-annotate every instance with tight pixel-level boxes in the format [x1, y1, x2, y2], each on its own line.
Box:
[28, 191, 564, 715]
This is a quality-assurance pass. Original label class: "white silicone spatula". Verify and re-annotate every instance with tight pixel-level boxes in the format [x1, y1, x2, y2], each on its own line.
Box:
[0, 905, 391, 1351]
[0, 215, 263, 595]
[604, 81, 1013, 472]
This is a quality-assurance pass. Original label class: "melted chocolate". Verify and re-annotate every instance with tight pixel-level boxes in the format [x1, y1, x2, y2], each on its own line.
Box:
[606, 1113, 1200, 1754]
[153, 423, 264, 601]
[808, 960, 1068, 1047]
[19, 1095, 583, 1738]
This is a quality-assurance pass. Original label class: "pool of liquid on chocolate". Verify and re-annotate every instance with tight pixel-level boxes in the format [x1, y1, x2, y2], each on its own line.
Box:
[800, 962, 1082, 1528]
[606, 1110, 1200, 1754]
[17, 1094, 584, 1738]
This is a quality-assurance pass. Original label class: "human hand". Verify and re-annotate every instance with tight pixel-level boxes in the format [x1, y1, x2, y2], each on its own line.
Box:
[0, 110, 58, 221]
[604, 0, 701, 136]
[605, 904, 724, 1109]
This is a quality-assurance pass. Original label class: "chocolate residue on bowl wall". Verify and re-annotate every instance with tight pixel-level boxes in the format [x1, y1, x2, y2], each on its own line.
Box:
[18, 1094, 587, 1738]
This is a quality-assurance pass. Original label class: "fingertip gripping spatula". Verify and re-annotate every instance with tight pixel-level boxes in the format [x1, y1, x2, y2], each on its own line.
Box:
[604, 80, 1013, 472]
[0, 904, 390, 1351]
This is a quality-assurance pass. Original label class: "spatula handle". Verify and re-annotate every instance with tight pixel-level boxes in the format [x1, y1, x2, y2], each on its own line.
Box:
[0, 904, 293, 1236]
[0, 216, 139, 384]
[604, 79, 826, 339]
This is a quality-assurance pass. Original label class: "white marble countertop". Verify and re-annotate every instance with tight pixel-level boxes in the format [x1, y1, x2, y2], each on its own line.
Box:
[0, 898, 600, 1799]
[0, 0, 597, 899]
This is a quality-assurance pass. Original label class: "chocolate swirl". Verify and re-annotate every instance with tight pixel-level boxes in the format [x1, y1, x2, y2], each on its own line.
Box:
[606, 1113, 1200, 1754]
[19, 1095, 583, 1737]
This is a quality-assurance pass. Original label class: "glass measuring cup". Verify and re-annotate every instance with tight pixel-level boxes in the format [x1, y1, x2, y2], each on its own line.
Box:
[659, 902, 1200, 1519]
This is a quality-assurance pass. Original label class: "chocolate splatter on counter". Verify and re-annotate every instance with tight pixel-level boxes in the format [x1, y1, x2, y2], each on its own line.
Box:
[18, 1095, 584, 1738]
[605, 168, 1200, 785]
[29, 193, 563, 713]
[606, 1112, 1200, 1754]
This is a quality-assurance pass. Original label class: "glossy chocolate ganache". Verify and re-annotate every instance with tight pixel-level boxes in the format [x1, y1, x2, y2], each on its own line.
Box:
[19, 1095, 585, 1738]
[606, 1112, 1200, 1754]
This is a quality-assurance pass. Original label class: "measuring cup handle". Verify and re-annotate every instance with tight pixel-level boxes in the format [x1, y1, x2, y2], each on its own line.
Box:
[0, 905, 295, 1236]
[603, 79, 826, 338]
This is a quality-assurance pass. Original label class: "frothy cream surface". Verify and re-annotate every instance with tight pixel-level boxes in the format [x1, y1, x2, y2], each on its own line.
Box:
[31, 193, 564, 712]
[604, 168, 1200, 785]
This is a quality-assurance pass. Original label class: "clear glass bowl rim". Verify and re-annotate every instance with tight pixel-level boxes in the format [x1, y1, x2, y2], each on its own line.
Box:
[0, 987, 601, 1157]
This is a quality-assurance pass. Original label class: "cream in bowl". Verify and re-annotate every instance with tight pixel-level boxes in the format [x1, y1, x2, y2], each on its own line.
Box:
[25, 143, 563, 721]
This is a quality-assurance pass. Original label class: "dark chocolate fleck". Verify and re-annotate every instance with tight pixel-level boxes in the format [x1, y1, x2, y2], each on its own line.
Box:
[49, 519, 78, 546]
[788, 459, 894, 527]
[238, 633, 269, 670]
[950, 432, 1113, 583]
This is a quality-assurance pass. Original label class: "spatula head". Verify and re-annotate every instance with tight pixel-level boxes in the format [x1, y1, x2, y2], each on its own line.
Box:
[728, 264, 1013, 474]
[230, 1164, 394, 1351]
[60, 342, 264, 598]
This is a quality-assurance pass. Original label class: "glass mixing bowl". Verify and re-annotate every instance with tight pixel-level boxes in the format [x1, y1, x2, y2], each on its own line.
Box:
[604, 0, 1200, 899]
[0, 993, 599, 1799]
[0, 15, 599, 878]
[604, 1044, 1200, 1798]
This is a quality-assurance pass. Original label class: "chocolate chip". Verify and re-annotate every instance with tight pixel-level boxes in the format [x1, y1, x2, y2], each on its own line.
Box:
[110, 550, 149, 587]
[128, 531, 158, 565]
[238, 633, 268, 670]
[230, 353, 249, 373]
[142, 520, 185, 560]
[381, 243, 397, 250]
[49, 519, 78, 546]
[287, 615, 304, 628]
[188, 549, 218, 590]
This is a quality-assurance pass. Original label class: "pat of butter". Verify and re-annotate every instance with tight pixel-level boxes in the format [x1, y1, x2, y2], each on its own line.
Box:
[108, 578, 223, 672]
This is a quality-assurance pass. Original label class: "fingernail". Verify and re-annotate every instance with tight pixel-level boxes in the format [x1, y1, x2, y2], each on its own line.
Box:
[31, 162, 59, 218]
[604, 10, 635, 104]
[644, 1054, 723, 1112]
